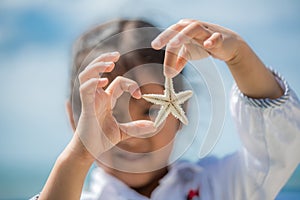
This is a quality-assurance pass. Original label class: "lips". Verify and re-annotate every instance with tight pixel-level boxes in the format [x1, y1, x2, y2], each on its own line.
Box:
[115, 151, 150, 161]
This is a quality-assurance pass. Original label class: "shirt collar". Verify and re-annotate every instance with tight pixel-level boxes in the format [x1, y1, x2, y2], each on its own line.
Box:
[89, 160, 203, 200]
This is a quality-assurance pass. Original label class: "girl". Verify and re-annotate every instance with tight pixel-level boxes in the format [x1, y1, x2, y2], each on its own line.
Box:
[33, 19, 300, 200]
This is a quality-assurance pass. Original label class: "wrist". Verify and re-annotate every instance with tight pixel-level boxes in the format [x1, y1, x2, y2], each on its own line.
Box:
[224, 40, 283, 99]
[62, 134, 95, 166]
[225, 38, 251, 69]
[40, 137, 93, 200]
[225, 39, 267, 79]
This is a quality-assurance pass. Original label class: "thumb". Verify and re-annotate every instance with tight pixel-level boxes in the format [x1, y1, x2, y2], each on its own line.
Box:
[119, 120, 157, 139]
[203, 32, 223, 49]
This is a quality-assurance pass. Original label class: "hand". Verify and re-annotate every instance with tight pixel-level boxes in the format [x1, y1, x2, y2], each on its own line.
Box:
[152, 19, 283, 99]
[74, 52, 156, 160]
[152, 19, 246, 78]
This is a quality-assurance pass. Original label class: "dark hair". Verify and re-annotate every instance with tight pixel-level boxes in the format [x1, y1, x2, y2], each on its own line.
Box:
[70, 19, 165, 123]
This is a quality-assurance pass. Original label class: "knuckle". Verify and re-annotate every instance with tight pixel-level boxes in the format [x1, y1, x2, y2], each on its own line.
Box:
[79, 84, 86, 94]
[114, 76, 123, 82]
[166, 44, 179, 53]
[173, 23, 183, 30]
[174, 31, 187, 41]
[95, 54, 105, 61]
[178, 19, 186, 24]
[178, 18, 193, 24]
[128, 83, 137, 91]
[177, 32, 188, 41]
[79, 78, 97, 94]
[217, 32, 223, 40]
[191, 21, 202, 30]
[78, 73, 85, 83]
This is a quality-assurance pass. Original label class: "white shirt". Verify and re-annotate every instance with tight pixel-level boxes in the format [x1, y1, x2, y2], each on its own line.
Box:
[31, 71, 300, 200]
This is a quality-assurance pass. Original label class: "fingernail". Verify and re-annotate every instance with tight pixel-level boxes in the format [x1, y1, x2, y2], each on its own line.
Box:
[135, 90, 142, 98]
[104, 62, 113, 66]
[131, 88, 142, 99]
[98, 78, 108, 86]
[110, 51, 120, 56]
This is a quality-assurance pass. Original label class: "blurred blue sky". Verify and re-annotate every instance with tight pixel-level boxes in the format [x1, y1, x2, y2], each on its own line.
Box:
[0, 0, 299, 199]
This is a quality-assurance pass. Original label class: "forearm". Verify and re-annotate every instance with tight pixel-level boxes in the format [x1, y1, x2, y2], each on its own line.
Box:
[39, 136, 94, 200]
[226, 41, 283, 99]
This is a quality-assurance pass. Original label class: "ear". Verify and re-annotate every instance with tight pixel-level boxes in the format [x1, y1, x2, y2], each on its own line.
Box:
[66, 100, 76, 132]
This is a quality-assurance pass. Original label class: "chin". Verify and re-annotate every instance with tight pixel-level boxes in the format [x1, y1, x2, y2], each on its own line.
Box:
[100, 146, 170, 173]
[121, 171, 157, 187]
[113, 167, 168, 188]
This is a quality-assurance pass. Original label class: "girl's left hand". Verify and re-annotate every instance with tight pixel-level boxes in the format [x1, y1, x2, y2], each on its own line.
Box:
[152, 19, 283, 99]
[151, 19, 245, 78]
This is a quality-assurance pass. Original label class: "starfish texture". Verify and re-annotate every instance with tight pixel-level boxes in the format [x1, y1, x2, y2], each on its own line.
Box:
[142, 77, 193, 127]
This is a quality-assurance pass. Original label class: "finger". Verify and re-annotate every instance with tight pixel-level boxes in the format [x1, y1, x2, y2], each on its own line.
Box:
[119, 120, 157, 139]
[106, 76, 142, 108]
[164, 44, 181, 78]
[169, 22, 211, 48]
[203, 32, 223, 49]
[89, 51, 120, 66]
[151, 22, 187, 50]
[80, 78, 108, 96]
[79, 78, 108, 112]
[176, 46, 189, 71]
[79, 62, 115, 84]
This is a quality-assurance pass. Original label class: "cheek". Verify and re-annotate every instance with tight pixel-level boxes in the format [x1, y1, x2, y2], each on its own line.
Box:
[151, 115, 179, 150]
[128, 99, 145, 120]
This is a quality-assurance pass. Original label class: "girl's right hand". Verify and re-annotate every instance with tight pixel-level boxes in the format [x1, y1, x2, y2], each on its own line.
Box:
[73, 52, 156, 161]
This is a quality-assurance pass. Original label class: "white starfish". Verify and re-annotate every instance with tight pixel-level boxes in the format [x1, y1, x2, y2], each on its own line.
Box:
[142, 77, 193, 127]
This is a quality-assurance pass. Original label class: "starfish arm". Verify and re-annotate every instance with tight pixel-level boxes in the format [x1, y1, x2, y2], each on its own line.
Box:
[164, 77, 174, 98]
[142, 94, 168, 105]
[170, 103, 189, 125]
[174, 90, 193, 104]
[154, 104, 171, 127]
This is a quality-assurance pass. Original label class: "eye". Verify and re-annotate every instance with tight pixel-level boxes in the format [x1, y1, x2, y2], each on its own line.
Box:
[144, 105, 160, 121]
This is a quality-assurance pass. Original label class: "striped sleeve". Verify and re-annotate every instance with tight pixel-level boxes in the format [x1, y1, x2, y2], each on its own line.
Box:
[235, 68, 290, 108]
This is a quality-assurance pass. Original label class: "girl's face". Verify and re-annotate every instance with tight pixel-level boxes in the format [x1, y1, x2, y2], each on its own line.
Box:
[97, 82, 181, 188]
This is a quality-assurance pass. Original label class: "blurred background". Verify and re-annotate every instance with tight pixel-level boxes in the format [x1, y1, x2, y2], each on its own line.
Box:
[0, 0, 299, 199]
